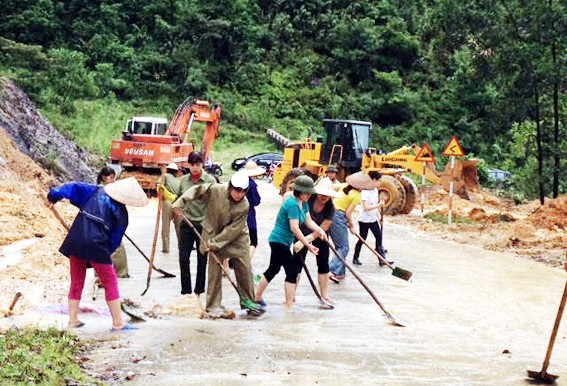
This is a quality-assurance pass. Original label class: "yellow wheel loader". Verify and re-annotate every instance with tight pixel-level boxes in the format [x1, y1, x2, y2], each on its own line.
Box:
[272, 119, 479, 215]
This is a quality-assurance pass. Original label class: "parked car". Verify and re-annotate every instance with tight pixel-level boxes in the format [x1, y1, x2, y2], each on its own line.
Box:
[231, 152, 283, 171]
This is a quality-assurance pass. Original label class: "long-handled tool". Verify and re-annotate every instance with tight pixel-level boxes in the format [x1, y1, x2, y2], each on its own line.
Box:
[353, 231, 412, 281]
[527, 263, 567, 383]
[49, 205, 175, 278]
[297, 252, 334, 310]
[124, 234, 175, 278]
[1, 292, 22, 317]
[141, 186, 164, 296]
[181, 215, 261, 314]
[327, 241, 406, 327]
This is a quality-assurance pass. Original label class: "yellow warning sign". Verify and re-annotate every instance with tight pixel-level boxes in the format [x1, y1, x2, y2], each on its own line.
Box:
[442, 135, 465, 157]
[414, 143, 435, 162]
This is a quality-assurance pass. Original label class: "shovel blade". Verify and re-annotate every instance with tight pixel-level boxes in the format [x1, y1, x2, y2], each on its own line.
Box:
[392, 267, 413, 281]
[527, 370, 559, 384]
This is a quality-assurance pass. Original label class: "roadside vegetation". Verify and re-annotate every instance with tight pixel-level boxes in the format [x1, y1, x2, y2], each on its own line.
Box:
[1, 0, 565, 201]
[0, 327, 96, 385]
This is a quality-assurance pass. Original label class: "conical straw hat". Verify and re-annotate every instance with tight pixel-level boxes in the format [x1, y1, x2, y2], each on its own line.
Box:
[243, 160, 266, 177]
[104, 177, 149, 207]
[315, 177, 339, 198]
[345, 171, 375, 190]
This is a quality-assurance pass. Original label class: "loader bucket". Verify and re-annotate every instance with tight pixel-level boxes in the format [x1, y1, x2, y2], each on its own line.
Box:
[440, 159, 480, 200]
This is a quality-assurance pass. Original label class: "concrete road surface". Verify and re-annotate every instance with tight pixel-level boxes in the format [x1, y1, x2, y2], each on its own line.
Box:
[6, 180, 567, 385]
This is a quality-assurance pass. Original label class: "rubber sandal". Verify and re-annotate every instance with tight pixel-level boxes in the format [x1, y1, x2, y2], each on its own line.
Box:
[69, 321, 85, 329]
[111, 323, 139, 331]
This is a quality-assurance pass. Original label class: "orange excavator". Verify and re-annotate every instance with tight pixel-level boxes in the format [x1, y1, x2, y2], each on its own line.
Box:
[110, 98, 222, 190]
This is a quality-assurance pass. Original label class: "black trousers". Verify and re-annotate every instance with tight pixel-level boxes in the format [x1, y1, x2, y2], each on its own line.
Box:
[178, 221, 207, 295]
[353, 221, 382, 260]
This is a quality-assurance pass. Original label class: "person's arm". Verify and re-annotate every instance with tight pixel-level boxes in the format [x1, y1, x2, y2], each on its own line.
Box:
[47, 183, 98, 208]
[109, 209, 128, 253]
[289, 219, 319, 255]
[172, 183, 212, 218]
[247, 181, 261, 207]
[304, 213, 327, 241]
[345, 202, 358, 234]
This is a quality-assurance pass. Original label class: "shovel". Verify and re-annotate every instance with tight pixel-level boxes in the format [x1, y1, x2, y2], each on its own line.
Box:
[141, 176, 165, 296]
[181, 215, 261, 314]
[327, 241, 406, 327]
[1, 292, 22, 317]
[527, 262, 567, 383]
[353, 231, 412, 281]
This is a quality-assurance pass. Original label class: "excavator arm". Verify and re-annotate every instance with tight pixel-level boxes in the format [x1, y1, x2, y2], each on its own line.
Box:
[165, 98, 222, 162]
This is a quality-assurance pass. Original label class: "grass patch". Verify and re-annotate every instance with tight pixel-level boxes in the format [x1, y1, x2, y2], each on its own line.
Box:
[0, 327, 96, 385]
[423, 212, 475, 225]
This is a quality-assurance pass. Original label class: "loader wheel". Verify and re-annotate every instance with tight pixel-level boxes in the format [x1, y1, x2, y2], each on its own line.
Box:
[397, 175, 418, 214]
[379, 175, 406, 216]
[280, 168, 306, 195]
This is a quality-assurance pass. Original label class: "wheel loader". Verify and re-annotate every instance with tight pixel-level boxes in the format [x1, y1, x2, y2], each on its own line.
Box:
[272, 119, 479, 215]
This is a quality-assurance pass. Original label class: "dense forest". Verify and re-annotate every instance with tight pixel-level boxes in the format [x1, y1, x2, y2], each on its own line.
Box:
[0, 0, 565, 200]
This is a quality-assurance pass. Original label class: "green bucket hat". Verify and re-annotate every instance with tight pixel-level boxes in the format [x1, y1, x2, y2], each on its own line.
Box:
[326, 165, 339, 173]
[293, 175, 317, 194]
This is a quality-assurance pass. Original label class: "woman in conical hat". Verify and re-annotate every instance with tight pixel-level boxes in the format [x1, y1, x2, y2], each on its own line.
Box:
[47, 177, 148, 331]
[328, 171, 374, 282]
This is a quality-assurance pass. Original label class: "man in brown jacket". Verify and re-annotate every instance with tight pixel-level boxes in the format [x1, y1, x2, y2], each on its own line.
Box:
[174, 170, 259, 318]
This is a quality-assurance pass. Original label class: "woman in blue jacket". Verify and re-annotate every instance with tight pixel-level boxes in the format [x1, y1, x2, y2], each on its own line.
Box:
[47, 177, 148, 330]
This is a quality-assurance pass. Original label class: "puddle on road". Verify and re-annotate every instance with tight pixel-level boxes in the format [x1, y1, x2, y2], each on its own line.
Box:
[0, 238, 39, 271]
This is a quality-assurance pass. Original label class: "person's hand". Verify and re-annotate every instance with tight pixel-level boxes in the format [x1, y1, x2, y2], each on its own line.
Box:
[348, 223, 356, 235]
[172, 208, 182, 219]
[317, 228, 327, 241]
[307, 243, 319, 255]
[45, 201, 53, 209]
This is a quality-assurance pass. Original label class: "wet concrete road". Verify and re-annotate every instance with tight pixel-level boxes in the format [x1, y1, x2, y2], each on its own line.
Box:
[6, 180, 567, 385]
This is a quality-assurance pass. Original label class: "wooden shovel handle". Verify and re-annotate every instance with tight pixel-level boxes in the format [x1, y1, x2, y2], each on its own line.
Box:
[8, 292, 22, 312]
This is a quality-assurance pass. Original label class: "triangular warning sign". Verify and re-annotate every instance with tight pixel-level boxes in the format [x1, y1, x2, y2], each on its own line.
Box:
[442, 135, 465, 157]
[414, 144, 435, 162]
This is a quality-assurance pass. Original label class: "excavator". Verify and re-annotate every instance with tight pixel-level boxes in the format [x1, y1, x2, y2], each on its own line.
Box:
[110, 98, 222, 190]
[272, 119, 479, 215]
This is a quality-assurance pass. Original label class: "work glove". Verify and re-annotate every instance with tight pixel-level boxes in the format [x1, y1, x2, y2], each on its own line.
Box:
[158, 184, 177, 203]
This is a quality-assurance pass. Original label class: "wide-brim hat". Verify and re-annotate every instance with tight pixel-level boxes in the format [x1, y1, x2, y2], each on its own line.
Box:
[292, 175, 317, 194]
[243, 160, 266, 177]
[166, 162, 179, 171]
[315, 177, 339, 198]
[326, 164, 339, 173]
[345, 171, 375, 190]
[104, 177, 149, 207]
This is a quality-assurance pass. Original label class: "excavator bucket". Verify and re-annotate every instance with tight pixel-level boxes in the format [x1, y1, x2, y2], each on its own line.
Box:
[440, 159, 480, 200]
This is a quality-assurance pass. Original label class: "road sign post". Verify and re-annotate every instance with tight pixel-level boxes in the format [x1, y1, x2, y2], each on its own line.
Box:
[441, 136, 465, 225]
[414, 144, 435, 214]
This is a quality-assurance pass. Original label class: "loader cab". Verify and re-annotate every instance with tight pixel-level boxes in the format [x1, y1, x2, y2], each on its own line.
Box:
[126, 117, 168, 135]
[321, 119, 372, 172]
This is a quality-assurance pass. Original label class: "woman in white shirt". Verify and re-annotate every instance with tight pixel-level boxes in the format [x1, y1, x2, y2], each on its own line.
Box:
[352, 171, 383, 265]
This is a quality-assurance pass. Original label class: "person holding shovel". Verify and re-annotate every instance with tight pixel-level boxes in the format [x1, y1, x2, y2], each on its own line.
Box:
[47, 177, 148, 330]
[293, 177, 339, 303]
[172, 152, 216, 297]
[160, 162, 182, 254]
[351, 171, 393, 266]
[255, 175, 327, 311]
[95, 167, 130, 279]
[174, 171, 262, 317]
[328, 171, 375, 283]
